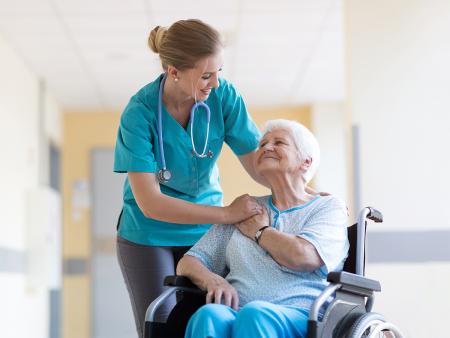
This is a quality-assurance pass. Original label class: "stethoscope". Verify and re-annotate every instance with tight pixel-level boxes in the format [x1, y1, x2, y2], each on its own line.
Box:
[157, 74, 213, 183]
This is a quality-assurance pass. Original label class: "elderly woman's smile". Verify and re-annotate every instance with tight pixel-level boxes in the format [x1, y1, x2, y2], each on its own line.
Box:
[255, 129, 301, 177]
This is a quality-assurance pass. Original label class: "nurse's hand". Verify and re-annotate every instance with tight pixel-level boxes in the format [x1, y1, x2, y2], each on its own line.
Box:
[205, 274, 239, 310]
[225, 194, 263, 224]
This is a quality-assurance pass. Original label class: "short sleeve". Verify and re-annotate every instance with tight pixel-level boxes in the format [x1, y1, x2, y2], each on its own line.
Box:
[220, 80, 261, 155]
[185, 224, 235, 277]
[297, 197, 349, 276]
[114, 96, 158, 173]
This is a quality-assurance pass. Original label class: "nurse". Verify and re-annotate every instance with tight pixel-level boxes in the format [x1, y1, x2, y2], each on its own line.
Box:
[114, 19, 264, 338]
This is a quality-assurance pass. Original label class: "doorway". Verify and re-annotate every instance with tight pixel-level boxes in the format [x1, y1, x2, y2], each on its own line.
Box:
[90, 148, 135, 338]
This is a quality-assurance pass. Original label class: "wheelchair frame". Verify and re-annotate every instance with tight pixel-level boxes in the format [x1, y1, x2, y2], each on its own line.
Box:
[144, 207, 404, 338]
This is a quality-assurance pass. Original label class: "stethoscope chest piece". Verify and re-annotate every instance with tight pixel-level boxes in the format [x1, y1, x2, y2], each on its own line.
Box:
[157, 168, 172, 183]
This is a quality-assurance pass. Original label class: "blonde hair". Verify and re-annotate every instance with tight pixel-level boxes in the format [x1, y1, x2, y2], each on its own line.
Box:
[263, 119, 321, 184]
[148, 19, 223, 71]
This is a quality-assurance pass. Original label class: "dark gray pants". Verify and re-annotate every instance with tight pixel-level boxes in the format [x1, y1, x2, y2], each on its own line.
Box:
[116, 236, 190, 338]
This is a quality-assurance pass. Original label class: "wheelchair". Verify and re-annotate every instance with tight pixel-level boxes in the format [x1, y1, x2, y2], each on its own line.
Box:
[143, 207, 405, 338]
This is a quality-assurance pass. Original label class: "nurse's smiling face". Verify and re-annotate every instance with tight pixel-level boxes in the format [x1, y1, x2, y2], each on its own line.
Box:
[176, 49, 224, 101]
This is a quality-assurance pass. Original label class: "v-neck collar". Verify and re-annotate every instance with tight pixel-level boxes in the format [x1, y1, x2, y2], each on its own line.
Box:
[156, 74, 192, 136]
[160, 100, 193, 137]
[268, 195, 321, 215]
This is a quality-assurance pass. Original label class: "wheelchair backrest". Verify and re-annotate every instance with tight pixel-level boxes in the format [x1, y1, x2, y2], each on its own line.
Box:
[343, 223, 365, 275]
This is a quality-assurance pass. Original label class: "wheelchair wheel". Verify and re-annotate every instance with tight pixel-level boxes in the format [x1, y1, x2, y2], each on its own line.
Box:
[347, 312, 387, 338]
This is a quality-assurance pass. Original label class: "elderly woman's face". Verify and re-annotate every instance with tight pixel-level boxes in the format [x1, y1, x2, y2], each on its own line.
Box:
[255, 128, 301, 177]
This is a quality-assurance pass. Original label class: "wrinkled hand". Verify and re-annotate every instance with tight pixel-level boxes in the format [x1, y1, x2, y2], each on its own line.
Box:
[236, 204, 269, 240]
[317, 191, 331, 196]
[225, 194, 263, 224]
[204, 274, 239, 310]
[305, 185, 330, 196]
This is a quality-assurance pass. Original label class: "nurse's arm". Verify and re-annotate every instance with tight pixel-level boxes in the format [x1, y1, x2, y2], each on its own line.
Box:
[238, 151, 270, 188]
[128, 172, 261, 224]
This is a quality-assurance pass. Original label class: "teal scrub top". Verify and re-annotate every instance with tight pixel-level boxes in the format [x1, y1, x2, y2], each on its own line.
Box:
[114, 74, 261, 246]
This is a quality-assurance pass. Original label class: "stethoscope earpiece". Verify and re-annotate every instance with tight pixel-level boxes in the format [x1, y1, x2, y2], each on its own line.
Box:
[191, 149, 214, 158]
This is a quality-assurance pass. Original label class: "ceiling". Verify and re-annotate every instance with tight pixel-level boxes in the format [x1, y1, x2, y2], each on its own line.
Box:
[0, 0, 345, 111]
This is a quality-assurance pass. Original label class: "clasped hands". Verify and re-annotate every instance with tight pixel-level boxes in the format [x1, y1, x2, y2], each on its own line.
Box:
[235, 200, 270, 241]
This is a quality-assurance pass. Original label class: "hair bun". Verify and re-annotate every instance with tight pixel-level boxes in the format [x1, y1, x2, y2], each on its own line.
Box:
[148, 26, 167, 53]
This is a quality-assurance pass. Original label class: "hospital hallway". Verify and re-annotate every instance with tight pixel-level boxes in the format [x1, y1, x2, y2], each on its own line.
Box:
[1, 1, 450, 338]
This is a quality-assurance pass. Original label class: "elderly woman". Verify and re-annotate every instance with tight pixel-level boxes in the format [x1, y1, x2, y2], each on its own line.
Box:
[176, 119, 349, 338]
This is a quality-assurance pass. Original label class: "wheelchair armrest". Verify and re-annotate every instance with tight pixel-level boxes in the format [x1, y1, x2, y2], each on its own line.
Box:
[164, 275, 206, 297]
[146, 275, 205, 323]
[327, 271, 381, 294]
[164, 275, 199, 289]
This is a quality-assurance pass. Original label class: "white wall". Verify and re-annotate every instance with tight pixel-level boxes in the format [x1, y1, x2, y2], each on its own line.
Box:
[312, 102, 348, 203]
[45, 90, 62, 146]
[0, 33, 62, 338]
[0, 37, 39, 249]
[348, 1, 450, 336]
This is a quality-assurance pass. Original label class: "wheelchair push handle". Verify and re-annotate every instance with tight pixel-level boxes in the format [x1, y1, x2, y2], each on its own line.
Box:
[366, 207, 383, 223]
[356, 207, 383, 276]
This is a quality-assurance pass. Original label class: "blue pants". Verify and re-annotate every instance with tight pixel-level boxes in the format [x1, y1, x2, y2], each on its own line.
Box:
[184, 301, 309, 338]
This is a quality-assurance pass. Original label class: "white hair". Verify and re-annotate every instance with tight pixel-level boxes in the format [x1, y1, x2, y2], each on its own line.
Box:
[262, 119, 320, 183]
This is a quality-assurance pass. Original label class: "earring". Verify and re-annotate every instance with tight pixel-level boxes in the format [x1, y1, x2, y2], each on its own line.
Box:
[174, 77, 179, 82]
